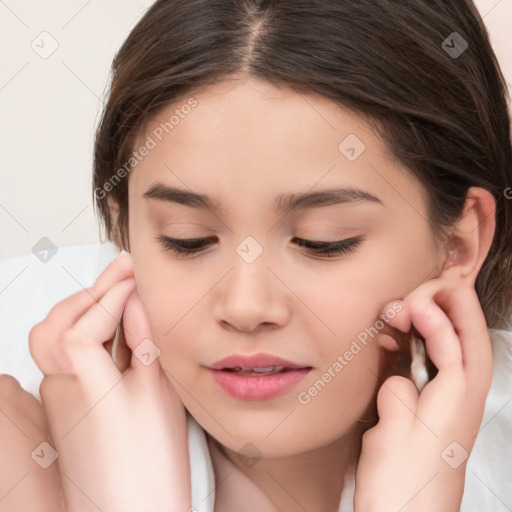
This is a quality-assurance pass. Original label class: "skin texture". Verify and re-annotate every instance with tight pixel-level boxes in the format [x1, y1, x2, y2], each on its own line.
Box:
[4, 76, 495, 512]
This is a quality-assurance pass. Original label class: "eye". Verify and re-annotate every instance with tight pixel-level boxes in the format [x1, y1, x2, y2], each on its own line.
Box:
[157, 235, 363, 258]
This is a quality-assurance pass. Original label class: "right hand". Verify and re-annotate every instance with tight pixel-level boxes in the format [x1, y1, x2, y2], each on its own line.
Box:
[29, 250, 192, 512]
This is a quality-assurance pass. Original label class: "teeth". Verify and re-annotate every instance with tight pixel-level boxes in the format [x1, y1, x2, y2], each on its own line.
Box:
[229, 366, 287, 375]
[251, 366, 285, 372]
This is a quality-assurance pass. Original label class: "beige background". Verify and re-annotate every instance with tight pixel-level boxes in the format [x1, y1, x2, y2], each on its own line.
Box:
[1, 0, 511, 261]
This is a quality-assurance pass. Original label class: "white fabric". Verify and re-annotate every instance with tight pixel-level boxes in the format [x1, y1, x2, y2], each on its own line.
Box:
[0, 242, 510, 511]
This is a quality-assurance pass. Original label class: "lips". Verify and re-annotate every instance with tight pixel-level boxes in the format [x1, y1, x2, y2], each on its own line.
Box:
[207, 352, 312, 400]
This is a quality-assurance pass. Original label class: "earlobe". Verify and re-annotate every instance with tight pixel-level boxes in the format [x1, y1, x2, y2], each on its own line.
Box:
[439, 187, 496, 285]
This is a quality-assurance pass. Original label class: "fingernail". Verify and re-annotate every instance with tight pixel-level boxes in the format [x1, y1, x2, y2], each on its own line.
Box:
[377, 333, 400, 351]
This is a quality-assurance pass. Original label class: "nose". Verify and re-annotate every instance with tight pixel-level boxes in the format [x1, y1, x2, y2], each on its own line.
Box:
[214, 256, 291, 334]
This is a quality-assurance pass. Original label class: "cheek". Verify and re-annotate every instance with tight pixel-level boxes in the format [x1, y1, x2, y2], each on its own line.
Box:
[282, 264, 397, 355]
[131, 259, 206, 370]
[298, 348, 381, 423]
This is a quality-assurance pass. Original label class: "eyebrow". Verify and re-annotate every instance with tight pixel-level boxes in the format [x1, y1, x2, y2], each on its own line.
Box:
[143, 182, 384, 215]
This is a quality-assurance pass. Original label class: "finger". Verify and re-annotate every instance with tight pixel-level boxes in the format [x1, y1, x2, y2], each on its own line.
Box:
[33, 278, 137, 378]
[430, 283, 492, 392]
[404, 277, 488, 385]
[402, 276, 447, 304]
[377, 300, 413, 355]
[380, 299, 412, 334]
[72, 277, 136, 343]
[51, 278, 136, 380]
[89, 250, 134, 298]
[0, 377, 50, 441]
[122, 289, 162, 386]
[380, 276, 453, 334]
[374, 375, 419, 439]
[391, 278, 463, 372]
[408, 296, 462, 373]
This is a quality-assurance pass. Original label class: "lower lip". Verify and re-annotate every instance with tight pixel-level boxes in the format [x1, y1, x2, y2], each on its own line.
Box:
[208, 368, 311, 400]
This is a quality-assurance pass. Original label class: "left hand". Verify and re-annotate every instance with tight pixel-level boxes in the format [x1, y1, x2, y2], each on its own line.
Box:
[353, 276, 493, 512]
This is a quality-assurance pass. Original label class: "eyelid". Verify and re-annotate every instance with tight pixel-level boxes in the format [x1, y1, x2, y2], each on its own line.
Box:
[157, 234, 363, 258]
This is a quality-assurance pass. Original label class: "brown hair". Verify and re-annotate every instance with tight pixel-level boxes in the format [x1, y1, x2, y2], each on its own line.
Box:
[93, 0, 512, 330]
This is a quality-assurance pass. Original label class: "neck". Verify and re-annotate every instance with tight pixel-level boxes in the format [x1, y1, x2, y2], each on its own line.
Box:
[207, 427, 363, 512]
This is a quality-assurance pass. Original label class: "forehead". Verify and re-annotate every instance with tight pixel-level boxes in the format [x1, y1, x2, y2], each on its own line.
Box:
[129, 77, 426, 218]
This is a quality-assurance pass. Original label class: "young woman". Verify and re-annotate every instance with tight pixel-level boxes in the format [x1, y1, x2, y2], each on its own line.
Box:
[2, 0, 512, 510]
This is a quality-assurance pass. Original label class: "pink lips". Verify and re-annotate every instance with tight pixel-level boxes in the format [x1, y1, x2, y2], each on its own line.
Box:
[207, 352, 311, 400]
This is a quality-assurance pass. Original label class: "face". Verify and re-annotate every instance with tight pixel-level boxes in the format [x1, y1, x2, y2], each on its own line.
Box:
[127, 77, 444, 458]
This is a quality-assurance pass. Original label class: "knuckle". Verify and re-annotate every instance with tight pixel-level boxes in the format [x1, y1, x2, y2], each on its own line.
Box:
[28, 321, 43, 342]
[0, 374, 22, 398]
[29, 321, 55, 368]
[30, 324, 85, 376]
[28, 322, 45, 353]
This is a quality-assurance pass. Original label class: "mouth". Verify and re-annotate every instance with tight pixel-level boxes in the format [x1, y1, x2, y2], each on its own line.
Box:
[207, 353, 312, 400]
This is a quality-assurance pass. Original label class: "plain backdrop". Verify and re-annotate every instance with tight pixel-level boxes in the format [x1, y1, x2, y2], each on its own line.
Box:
[1, 0, 511, 262]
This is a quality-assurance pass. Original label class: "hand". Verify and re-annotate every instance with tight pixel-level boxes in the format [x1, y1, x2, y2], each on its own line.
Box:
[28, 251, 192, 512]
[353, 276, 493, 512]
[0, 374, 63, 511]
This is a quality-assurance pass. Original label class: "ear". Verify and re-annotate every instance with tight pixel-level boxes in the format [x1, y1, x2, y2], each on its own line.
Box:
[439, 187, 496, 286]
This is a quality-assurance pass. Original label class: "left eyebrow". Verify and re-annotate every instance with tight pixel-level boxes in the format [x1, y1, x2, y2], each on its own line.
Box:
[143, 182, 384, 216]
[274, 187, 384, 213]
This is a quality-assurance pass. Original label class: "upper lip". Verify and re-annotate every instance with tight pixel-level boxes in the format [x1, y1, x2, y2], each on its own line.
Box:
[209, 352, 310, 370]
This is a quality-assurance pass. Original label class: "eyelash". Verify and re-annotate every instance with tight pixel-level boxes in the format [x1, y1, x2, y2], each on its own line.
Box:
[157, 235, 363, 258]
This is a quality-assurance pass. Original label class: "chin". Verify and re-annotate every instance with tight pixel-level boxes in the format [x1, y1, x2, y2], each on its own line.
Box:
[203, 416, 354, 460]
